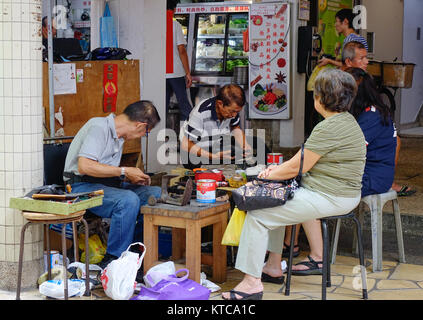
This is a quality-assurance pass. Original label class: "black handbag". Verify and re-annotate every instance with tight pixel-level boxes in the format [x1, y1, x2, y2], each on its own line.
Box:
[232, 144, 304, 211]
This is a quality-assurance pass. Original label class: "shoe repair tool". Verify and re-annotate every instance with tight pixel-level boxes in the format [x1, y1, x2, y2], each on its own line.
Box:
[147, 175, 193, 206]
[32, 189, 104, 200]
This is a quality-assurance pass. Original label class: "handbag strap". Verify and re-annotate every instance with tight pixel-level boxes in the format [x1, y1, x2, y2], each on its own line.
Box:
[297, 144, 305, 181]
[164, 269, 190, 283]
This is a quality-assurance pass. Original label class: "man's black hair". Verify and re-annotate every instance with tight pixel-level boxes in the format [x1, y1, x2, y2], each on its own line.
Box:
[335, 9, 356, 29]
[42, 16, 48, 27]
[167, 0, 179, 11]
[216, 84, 246, 108]
[124, 100, 161, 129]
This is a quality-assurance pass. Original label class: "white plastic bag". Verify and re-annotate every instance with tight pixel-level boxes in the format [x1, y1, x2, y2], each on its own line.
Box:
[143, 261, 176, 288]
[100, 242, 146, 300]
[39, 279, 85, 299]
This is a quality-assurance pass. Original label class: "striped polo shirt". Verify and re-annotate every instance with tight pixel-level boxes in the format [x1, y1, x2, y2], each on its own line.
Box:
[343, 33, 369, 51]
[302, 112, 366, 198]
[182, 97, 240, 150]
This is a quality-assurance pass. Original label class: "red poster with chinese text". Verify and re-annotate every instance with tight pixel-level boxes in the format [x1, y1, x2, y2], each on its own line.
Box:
[103, 64, 118, 113]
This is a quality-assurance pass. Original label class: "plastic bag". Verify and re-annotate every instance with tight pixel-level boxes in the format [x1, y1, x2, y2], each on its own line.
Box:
[221, 208, 246, 246]
[144, 261, 176, 288]
[78, 233, 106, 264]
[39, 279, 85, 299]
[100, 242, 146, 300]
[307, 64, 335, 91]
[100, 3, 118, 48]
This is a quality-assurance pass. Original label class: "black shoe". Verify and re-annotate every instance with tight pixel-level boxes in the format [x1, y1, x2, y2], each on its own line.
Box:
[282, 243, 300, 258]
[261, 272, 285, 284]
[98, 253, 118, 270]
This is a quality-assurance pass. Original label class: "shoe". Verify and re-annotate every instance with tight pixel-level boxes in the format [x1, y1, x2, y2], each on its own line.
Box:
[261, 272, 285, 284]
[291, 255, 323, 276]
[397, 185, 416, 197]
[282, 243, 300, 258]
[98, 253, 118, 270]
[222, 290, 263, 300]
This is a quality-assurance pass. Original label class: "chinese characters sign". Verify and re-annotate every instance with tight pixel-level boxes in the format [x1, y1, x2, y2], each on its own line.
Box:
[249, 2, 290, 119]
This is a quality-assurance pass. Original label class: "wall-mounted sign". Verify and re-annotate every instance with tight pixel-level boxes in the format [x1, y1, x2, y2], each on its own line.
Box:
[248, 2, 290, 120]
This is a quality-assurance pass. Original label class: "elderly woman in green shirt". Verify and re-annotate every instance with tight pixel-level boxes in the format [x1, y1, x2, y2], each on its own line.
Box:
[222, 68, 366, 300]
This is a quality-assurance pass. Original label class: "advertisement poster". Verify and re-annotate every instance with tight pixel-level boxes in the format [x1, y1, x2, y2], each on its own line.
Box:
[318, 0, 353, 58]
[249, 2, 290, 120]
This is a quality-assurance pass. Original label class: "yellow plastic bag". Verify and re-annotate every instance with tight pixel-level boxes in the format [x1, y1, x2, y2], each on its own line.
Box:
[307, 64, 335, 91]
[221, 208, 246, 246]
[79, 233, 107, 264]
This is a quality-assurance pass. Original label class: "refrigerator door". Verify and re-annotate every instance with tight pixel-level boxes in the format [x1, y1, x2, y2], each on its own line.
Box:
[193, 13, 227, 73]
[226, 13, 249, 73]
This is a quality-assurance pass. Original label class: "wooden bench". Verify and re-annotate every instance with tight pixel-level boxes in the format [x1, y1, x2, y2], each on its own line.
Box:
[141, 201, 230, 284]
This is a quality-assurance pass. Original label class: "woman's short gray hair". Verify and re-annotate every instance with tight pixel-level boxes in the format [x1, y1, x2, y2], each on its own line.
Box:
[314, 68, 358, 112]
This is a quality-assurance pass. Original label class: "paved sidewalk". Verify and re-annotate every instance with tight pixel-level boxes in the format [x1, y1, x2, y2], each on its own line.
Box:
[2, 253, 423, 300]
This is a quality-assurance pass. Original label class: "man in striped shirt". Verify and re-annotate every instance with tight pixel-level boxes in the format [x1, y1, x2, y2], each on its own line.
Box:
[180, 84, 253, 169]
[318, 8, 368, 68]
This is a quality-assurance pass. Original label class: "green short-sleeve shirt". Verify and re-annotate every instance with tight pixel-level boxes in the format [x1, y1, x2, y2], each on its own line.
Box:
[302, 112, 366, 198]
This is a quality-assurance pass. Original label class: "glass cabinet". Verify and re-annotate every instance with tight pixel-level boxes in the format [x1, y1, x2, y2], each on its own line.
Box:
[192, 12, 248, 75]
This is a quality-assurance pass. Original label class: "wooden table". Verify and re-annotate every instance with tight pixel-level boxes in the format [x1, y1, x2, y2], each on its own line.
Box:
[141, 201, 230, 284]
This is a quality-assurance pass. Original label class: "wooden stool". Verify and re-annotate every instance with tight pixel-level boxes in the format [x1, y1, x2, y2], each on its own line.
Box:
[16, 210, 90, 300]
[141, 201, 230, 284]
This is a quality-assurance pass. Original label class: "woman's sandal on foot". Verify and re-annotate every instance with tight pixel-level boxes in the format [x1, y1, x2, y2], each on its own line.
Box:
[291, 255, 322, 276]
[261, 272, 285, 284]
[282, 243, 300, 258]
[222, 290, 263, 300]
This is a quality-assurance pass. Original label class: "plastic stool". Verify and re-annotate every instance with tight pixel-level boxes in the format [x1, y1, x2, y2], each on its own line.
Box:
[16, 210, 90, 300]
[284, 212, 368, 300]
[331, 189, 406, 272]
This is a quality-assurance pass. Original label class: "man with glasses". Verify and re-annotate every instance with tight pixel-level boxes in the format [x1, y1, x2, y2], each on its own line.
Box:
[180, 84, 253, 169]
[63, 100, 161, 268]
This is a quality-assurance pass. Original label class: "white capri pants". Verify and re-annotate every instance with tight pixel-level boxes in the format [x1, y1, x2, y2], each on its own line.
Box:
[235, 187, 361, 278]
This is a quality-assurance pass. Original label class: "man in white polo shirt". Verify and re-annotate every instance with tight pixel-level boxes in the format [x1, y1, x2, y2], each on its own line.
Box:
[180, 84, 253, 169]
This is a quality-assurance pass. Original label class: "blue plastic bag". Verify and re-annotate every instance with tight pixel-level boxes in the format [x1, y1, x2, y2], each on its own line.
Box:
[100, 3, 118, 48]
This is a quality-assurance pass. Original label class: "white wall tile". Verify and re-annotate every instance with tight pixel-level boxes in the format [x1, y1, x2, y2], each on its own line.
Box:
[22, 153, 31, 170]
[3, 41, 12, 60]
[11, 3, 22, 23]
[12, 22, 22, 41]
[13, 79, 23, 97]
[21, 60, 31, 78]
[4, 97, 13, 115]
[13, 97, 22, 116]
[2, 4, 11, 23]
[2, 21, 12, 41]
[12, 41, 22, 60]
[21, 40, 30, 59]
[14, 171, 23, 188]
[3, 61, 12, 79]
[0, 116, 4, 135]
[4, 116, 13, 135]
[13, 153, 23, 172]
[13, 134, 23, 153]
[4, 135, 13, 152]
[0, 153, 4, 170]
[12, 60, 22, 79]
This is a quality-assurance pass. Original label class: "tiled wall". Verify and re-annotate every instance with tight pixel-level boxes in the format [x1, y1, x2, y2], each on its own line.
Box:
[0, 0, 44, 267]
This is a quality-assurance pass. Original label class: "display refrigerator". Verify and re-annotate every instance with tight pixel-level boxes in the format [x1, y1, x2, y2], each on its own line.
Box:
[175, 2, 250, 86]
[175, 1, 291, 120]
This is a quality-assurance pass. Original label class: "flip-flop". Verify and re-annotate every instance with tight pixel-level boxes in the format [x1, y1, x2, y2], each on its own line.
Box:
[291, 255, 323, 276]
[282, 243, 300, 258]
[222, 289, 263, 300]
[261, 272, 285, 284]
[397, 185, 417, 197]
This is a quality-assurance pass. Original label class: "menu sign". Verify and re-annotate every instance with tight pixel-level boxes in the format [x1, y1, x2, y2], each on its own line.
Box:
[249, 2, 290, 119]
[175, 5, 249, 14]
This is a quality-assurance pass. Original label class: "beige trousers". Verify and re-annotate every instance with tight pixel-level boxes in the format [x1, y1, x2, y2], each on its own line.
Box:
[235, 187, 361, 278]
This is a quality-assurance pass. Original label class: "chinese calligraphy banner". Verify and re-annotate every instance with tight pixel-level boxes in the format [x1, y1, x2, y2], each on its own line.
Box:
[249, 2, 290, 119]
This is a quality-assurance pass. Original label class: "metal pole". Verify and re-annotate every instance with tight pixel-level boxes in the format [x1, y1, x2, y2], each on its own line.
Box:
[47, 0, 55, 138]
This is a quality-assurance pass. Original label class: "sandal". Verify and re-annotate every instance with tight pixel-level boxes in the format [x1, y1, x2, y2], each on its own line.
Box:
[261, 272, 285, 284]
[222, 289, 263, 301]
[291, 255, 323, 276]
[397, 185, 416, 197]
[282, 243, 300, 258]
